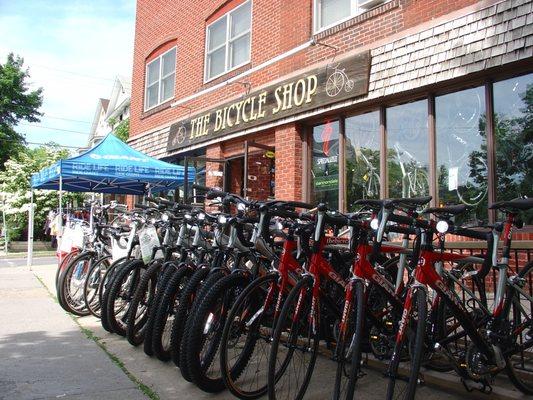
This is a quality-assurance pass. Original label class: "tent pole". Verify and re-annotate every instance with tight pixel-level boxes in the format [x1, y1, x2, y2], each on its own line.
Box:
[2, 198, 8, 256]
[58, 175, 63, 261]
[27, 190, 34, 269]
[184, 156, 189, 204]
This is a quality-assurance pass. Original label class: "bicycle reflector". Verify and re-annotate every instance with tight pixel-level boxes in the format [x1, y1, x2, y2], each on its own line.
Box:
[436, 220, 449, 233]
[218, 215, 227, 224]
[198, 212, 206, 221]
[370, 218, 379, 230]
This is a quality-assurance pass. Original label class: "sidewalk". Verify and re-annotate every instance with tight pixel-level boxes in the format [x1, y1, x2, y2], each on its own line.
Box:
[0, 263, 148, 400]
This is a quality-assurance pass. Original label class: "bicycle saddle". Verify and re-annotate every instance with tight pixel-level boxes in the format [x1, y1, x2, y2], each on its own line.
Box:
[489, 198, 533, 212]
[424, 204, 468, 216]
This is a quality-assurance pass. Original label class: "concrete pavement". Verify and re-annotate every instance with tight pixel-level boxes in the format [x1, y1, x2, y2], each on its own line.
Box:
[26, 261, 469, 400]
[0, 261, 147, 400]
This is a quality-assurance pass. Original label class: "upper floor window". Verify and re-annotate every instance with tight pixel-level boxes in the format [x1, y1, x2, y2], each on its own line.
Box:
[314, 0, 387, 32]
[145, 47, 176, 110]
[205, 0, 252, 81]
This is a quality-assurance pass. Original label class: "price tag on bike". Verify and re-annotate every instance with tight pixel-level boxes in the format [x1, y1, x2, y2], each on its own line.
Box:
[111, 236, 129, 261]
[139, 225, 162, 263]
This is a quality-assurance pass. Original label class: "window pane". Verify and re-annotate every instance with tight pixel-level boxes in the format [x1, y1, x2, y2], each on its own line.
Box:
[436, 87, 487, 222]
[146, 58, 160, 86]
[387, 100, 429, 199]
[311, 120, 339, 208]
[319, 0, 351, 29]
[207, 47, 226, 79]
[208, 16, 227, 51]
[160, 73, 175, 102]
[230, 34, 250, 67]
[230, 2, 251, 38]
[162, 48, 176, 76]
[146, 84, 159, 109]
[493, 73, 533, 224]
[345, 111, 380, 209]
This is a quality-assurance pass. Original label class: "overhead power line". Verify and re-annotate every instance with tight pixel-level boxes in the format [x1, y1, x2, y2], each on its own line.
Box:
[17, 123, 89, 135]
[1, 137, 82, 149]
[41, 115, 93, 125]
[32, 64, 116, 82]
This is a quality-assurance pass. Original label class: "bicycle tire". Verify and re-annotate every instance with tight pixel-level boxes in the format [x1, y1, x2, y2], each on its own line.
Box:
[220, 273, 279, 400]
[185, 272, 250, 392]
[57, 251, 94, 316]
[83, 255, 112, 318]
[386, 287, 427, 400]
[267, 275, 319, 400]
[179, 269, 226, 382]
[143, 264, 177, 356]
[125, 259, 165, 346]
[152, 265, 191, 361]
[106, 259, 145, 336]
[100, 257, 131, 333]
[170, 265, 210, 367]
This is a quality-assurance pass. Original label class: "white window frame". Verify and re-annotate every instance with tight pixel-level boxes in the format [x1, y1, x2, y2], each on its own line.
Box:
[204, 0, 253, 83]
[144, 46, 177, 111]
[313, 0, 387, 34]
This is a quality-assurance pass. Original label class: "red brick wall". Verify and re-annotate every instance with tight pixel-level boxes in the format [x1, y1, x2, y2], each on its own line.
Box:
[131, 0, 487, 203]
[274, 123, 303, 201]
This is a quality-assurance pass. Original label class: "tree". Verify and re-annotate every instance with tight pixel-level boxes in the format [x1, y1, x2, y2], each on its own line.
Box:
[108, 117, 130, 142]
[0, 145, 84, 241]
[0, 53, 43, 168]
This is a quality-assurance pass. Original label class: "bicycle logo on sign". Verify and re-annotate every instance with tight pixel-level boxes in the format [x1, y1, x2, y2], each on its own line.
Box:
[171, 124, 187, 147]
[325, 63, 354, 97]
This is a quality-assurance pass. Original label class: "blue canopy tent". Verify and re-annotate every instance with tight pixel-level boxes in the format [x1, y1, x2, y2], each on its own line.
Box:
[27, 134, 194, 266]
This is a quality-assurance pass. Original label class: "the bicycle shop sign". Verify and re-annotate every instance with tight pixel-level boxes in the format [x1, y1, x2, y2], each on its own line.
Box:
[167, 50, 371, 151]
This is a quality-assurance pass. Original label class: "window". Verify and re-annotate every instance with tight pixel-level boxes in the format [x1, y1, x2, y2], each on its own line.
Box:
[345, 111, 380, 209]
[311, 120, 340, 208]
[436, 87, 487, 222]
[145, 47, 177, 110]
[493, 73, 533, 224]
[387, 100, 430, 199]
[314, 0, 385, 32]
[205, 1, 252, 81]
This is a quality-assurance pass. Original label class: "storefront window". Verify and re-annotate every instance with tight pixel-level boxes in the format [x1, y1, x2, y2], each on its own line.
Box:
[311, 120, 339, 208]
[386, 100, 429, 199]
[345, 111, 380, 209]
[436, 86, 487, 221]
[493, 73, 533, 224]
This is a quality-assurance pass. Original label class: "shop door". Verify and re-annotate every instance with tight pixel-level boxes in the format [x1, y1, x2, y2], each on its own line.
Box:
[225, 156, 245, 197]
[243, 141, 275, 201]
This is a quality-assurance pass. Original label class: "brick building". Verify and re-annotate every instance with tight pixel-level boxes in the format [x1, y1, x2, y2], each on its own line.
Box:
[128, 0, 532, 230]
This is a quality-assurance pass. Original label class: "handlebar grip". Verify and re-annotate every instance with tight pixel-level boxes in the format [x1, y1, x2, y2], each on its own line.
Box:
[206, 190, 226, 200]
[192, 184, 211, 192]
[145, 196, 158, 203]
[134, 203, 149, 210]
[285, 201, 315, 210]
[388, 213, 414, 226]
[452, 227, 489, 241]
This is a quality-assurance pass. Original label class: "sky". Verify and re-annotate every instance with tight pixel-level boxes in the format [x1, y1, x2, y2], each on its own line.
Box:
[0, 0, 136, 150]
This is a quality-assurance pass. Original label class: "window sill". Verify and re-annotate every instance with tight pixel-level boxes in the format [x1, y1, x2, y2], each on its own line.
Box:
[141, 98, 174, 120]
[313, 0, 399, 41]
[202, 62, 252, 88]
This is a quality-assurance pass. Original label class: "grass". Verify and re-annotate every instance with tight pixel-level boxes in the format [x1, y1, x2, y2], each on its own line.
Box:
[33, 268, 160, 400]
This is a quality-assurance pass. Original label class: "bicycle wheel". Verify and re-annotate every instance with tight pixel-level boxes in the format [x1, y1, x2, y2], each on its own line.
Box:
[170, 265, 210, 367]
[267, 275, 319, 400]
[100, 257, 131, 333]
[334, 280, 364, 400]
[55, 250, 77, 292]
[152, 265, 190, 361]
[126, 259, 164, 346]
[106, 259, 145, 336]
[83, 255, 111, 318]
[143, 264, 177, 356]
[386, 287, 427, 400]
[221, 273, 281, 400]
[57, 252, 94, 316]
[505, 261, 533, 394]
[185, 272, 249, 392]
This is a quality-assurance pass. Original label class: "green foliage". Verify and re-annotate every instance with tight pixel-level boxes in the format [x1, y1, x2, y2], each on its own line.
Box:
[108, 117, 129, 142]
[0, 145, 84, 241]
[0, 53, 43, 169]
